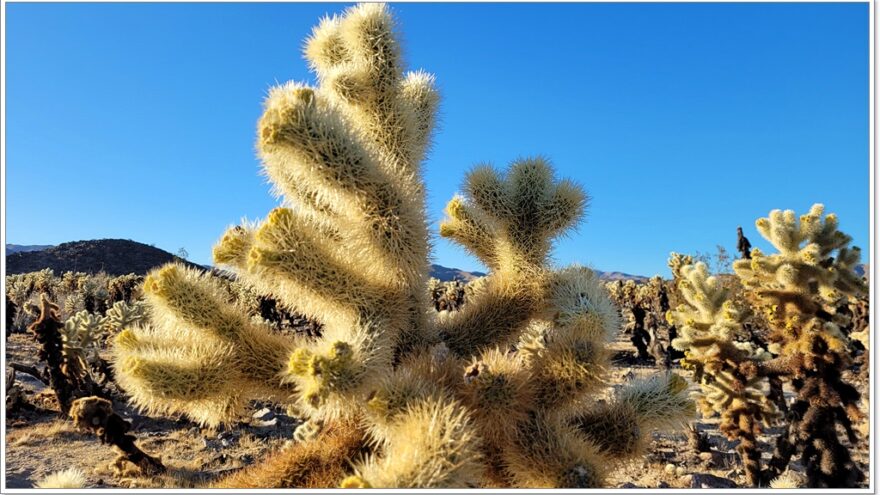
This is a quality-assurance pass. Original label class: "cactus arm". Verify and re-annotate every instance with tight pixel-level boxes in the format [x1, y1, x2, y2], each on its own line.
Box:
[343, 397, 482, 488]
[435, 158, 588, 358]
[573, 374, 693, 460]
[212, 418, 368, 488]
[111, 265, 297, 425]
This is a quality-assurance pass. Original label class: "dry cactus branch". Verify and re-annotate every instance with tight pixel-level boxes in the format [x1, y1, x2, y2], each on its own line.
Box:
[69, 396, 166, 476]
[28, 295, 78, 415]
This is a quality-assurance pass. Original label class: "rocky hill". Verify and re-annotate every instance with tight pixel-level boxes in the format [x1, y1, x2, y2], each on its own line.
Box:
[5, 239, 202, 276]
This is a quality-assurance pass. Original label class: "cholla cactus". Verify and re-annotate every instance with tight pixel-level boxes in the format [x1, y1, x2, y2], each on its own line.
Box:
[76, 274, 110, 314]
[429, 279, 467, 312]
[673, 205, 866, 487]
[770, 470, 806, 489]
[107, 273, 142, 303]
[732, 204, 866, 487]
[33, 469, 87, 489]
[33, 268, 56, 297]
[112, 3, 691, 488]
[61, 310, 115, 390]
[103, 300, 145, 333]
[5, 292, 16, 336]
[63, 311, 107, 369]
[668, 262, 777, 486]
[668, 252, 694, 282]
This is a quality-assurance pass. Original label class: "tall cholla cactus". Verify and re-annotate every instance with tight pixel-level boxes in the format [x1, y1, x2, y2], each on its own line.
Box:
[668, 262, 778, 486]
[732, 204, 866, 487]
[112, 3, 692, 488]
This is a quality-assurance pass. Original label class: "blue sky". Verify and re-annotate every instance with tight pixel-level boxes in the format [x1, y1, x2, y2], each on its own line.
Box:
[6, 2, 870, 277]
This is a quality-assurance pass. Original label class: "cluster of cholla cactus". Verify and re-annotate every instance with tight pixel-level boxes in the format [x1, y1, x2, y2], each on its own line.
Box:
[428, 278, 468, 312]
[5, 271, 146, 333]
[670, 204, 867, 487]
[62, 311, 109, 382]
[110, 4, 692, 488]
[61, 301, 142, 386]
[605, 276, 680, 366]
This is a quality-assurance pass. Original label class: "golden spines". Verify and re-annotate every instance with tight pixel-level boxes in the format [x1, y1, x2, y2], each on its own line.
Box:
[348, 397, 483, 488]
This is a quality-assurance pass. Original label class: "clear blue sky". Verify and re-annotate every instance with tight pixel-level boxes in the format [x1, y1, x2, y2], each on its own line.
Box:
[6, 2, 870, 277]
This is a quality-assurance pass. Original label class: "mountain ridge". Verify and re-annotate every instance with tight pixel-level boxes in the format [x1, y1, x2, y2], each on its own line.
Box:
[6, 241, 652, 282]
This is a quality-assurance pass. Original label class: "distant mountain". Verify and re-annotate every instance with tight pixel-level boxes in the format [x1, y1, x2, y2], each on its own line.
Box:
[594, 270, 649, 283]
[5, 239, 202, 276]
[6, 244, 54, 254]
[429, 264, 485, 282]
[428, 263, 646, 283]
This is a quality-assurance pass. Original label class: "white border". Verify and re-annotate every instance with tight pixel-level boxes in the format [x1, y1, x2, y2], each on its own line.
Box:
[0, 0, 875, 493]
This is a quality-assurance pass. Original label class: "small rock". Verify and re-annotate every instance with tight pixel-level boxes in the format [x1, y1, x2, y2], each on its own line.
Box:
[221, 438, 230, 447]
[675, 466, 686, 477]
[252, 407, 275, 420]
[664, 463, 676, 475]
[683, 473, 737, 489]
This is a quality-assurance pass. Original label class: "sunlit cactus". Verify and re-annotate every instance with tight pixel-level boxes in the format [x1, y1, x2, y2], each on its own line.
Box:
[671, 205, 867, 487]
[62, 310, 108, 379]
[103, 300, 145, 333]
[113, 265, 298, 426]
[111, 3, 691, 488]
[668, 261, 778, 486]
[731, 204, 866, 487]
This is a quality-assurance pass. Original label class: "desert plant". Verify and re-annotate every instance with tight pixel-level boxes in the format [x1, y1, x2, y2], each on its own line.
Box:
[668, 262, 778, 486]
[69, 396, 165, 476]
[107, 274, 143, 304]
[735, 204, 866, 487]
[33, 468, 87, 489]
[5, 292, 16, 337]
[674, 205, 867, 487]
[103, 300, 146, 334]
[111, 3, 691, 488]
[28, 295, 78, 414]
[62, 310, 116, 389]
[429, 278, 467, 312]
